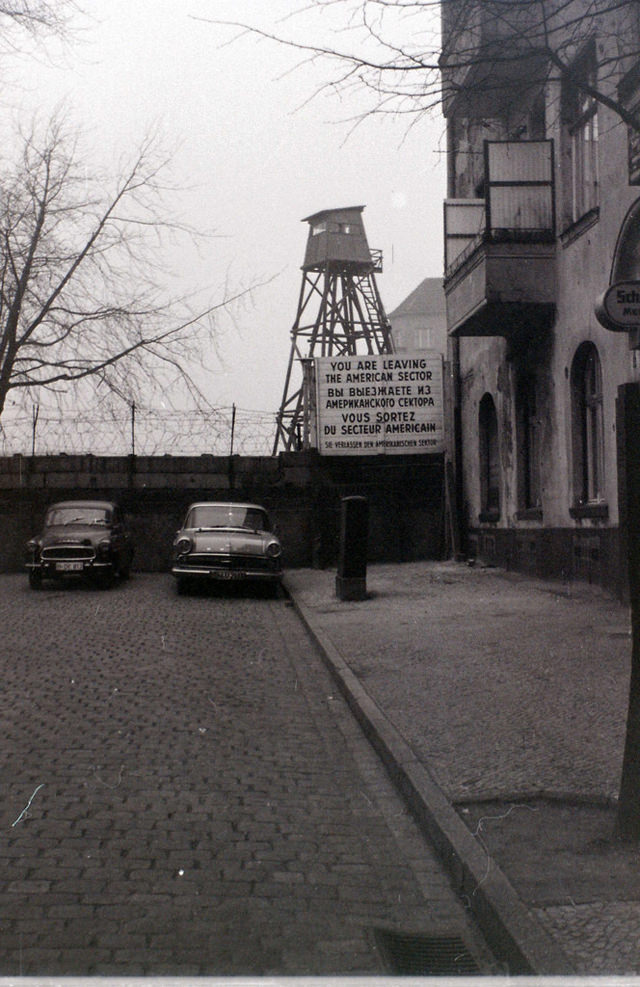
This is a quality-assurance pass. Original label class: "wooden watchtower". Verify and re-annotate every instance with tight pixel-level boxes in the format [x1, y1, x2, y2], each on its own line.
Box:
[273, 206, 394, 453]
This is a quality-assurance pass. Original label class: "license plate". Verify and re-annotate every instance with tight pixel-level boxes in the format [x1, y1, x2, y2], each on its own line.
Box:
[56, 561, 84, 572]
[215, 570, 240, 580]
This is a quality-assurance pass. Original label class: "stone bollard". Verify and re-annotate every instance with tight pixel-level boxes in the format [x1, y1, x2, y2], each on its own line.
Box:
[336, 495, 368, 601]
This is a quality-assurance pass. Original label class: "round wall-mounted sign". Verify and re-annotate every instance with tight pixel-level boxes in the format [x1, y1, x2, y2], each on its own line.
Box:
[595, 281, 640, 331]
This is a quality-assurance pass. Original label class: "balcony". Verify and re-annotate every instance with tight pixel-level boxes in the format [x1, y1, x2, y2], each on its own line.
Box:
[444, 141, 556, 342]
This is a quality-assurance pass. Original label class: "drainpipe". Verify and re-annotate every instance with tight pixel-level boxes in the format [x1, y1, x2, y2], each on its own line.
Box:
[446, 118, 468, 560]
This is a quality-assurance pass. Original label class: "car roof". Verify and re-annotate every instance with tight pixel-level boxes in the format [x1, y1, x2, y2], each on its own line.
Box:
[48, 500, 117, 510]
[186, 502, 267, 511]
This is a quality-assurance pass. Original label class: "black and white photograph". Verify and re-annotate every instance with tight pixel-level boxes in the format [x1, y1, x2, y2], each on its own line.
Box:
[2, 0, 640, 979]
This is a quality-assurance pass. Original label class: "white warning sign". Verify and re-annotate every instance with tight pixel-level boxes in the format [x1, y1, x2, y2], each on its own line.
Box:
[315, 351, 444, 455]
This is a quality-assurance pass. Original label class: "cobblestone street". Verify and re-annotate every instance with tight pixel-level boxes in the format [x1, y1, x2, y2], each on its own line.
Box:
[0, 573, 489, 976]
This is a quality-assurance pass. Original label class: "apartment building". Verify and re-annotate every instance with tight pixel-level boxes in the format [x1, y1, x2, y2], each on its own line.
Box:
[441, 0, 640, 593]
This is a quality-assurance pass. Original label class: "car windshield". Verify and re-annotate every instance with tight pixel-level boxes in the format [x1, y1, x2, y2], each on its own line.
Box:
[46, 507, 111, 526]
[187, 505, 269, 532]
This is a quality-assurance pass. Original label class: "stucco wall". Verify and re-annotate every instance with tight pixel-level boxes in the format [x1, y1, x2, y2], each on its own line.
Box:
[450, 30, 639, 599]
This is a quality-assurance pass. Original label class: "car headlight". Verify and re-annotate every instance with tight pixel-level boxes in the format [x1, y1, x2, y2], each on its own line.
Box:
[175, 536, 193, 555]
[97, 539, 112, 559]
[266, 540, 282, 559]
[26, 539, 40, 557]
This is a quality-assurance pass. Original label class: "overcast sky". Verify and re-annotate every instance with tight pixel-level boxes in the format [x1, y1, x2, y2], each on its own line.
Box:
[3, 0, 446, 451]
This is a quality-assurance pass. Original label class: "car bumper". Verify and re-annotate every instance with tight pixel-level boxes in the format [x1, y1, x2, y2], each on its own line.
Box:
[26, 560, 113, 577]
[171, 564, 282, 582]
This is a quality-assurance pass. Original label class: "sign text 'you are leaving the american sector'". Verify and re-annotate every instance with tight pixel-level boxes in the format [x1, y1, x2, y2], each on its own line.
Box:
[315, 352, 444, 455]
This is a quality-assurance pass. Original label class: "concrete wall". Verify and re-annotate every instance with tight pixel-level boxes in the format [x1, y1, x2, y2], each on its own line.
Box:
[0, 451, 446, 574]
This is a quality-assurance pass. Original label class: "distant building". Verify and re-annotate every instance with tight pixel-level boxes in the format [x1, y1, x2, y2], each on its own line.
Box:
[388, 278, 447, 355]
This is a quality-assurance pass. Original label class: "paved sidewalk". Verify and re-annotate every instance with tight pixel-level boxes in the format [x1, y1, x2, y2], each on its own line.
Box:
[285, 560, 640, 975]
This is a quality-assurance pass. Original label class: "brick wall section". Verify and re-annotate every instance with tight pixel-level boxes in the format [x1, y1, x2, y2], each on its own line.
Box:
[468, 524, 624, 599]
[0, 451, 446, 573]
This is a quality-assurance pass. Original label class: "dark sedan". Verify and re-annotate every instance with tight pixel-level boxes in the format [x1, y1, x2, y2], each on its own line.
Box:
[25, 500, 134, 589]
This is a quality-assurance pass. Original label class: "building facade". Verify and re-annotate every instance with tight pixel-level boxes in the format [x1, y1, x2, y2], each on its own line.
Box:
[388, 277, 447, 355]
[440, 0, 640, 594]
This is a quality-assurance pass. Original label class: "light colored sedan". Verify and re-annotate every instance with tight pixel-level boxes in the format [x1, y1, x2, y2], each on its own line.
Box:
[171, 501, 283, 595]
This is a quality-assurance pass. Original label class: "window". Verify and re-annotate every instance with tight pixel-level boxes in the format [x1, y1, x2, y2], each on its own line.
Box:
[571, 342, 604, 505]
[186, 504, 269, 531]
[516, 375, 541, 511]
[571, 94, 598, 220]
[479, 394, 500, 519]
[46, 506, 110, 525]
[416, 328, 434, 349]
[313, 220, 356, 235]
[564, 45, 599, 223]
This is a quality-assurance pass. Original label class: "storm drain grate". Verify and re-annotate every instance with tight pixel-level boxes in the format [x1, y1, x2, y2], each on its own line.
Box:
[374, 929, 481, 975]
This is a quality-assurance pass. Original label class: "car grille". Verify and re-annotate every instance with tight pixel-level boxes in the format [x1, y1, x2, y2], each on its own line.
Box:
[186, 553, 276, 572]
[41, 545, 95, 561]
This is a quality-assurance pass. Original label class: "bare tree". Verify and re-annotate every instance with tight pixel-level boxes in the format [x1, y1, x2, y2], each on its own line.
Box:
[0, 0, 74, 31]
[0, 115, 250, 424]
[0, 0, 78, 54]
[209, 0, 640, 134]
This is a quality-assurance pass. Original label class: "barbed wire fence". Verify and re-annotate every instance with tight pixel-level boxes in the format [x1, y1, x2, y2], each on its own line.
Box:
[0, 404, 278, 458]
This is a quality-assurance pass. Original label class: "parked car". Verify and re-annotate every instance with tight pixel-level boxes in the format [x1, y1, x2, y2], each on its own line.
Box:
[25, 500, 134, 590]
[171, 501, 283, 594]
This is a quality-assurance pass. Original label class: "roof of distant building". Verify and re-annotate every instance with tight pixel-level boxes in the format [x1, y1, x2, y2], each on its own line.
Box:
[389, 278, 445, 319]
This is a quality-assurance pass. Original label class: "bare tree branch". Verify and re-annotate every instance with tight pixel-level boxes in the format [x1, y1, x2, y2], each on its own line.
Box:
[204, 0, 640, 134]
[0, 114, 265, 422]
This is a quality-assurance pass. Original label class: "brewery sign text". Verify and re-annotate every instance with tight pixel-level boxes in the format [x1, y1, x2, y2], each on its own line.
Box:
[596, 280, 640, 331]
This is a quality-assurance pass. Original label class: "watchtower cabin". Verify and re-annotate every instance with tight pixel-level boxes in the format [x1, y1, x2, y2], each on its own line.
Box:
[303, 206, 379, 272]
[273, 206, 394, 453]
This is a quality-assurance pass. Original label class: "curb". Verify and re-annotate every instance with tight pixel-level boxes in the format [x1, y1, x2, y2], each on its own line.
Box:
[285, 579, 572, 976]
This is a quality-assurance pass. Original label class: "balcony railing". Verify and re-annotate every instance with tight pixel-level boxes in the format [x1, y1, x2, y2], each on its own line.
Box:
[444, 140, 556, 340]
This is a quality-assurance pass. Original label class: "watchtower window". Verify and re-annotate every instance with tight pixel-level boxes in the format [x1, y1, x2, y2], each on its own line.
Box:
[312, 220, 356, 235]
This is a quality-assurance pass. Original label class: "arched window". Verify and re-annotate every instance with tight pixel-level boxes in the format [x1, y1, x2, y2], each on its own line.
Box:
[516, 374, 541, 511]
[479, 393, 500, 519]
[571, 342, 604, 505]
